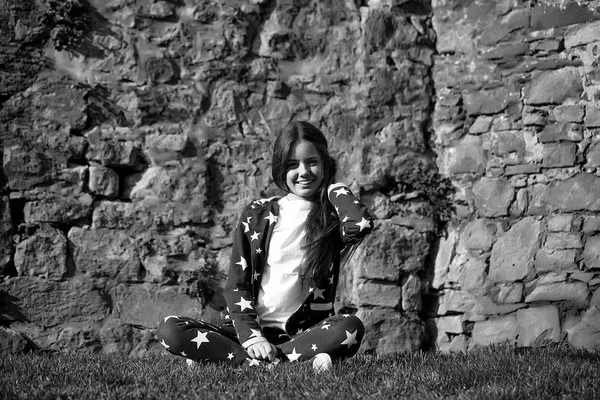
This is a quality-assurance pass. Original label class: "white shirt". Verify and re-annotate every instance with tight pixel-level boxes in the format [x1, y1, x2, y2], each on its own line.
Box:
[255, 196, 312, 330]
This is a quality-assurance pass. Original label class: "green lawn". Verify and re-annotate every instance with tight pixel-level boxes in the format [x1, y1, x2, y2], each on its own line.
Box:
[1, 345, 598, 399]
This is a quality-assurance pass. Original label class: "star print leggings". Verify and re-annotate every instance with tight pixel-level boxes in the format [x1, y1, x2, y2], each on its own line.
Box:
[156, 314, 364, 367]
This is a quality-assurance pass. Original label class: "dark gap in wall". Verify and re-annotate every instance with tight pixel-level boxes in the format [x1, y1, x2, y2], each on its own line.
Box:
[9, 198, 26, 227]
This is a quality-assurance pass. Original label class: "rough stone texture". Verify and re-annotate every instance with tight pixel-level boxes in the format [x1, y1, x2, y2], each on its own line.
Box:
[470, 315, 519, 348]
[525, 282, 589, 307]
[489, 218, 542, 282]
[516, 306, 560, 346]
[14, 225, 68, 279]
[356, 309, 425, 354]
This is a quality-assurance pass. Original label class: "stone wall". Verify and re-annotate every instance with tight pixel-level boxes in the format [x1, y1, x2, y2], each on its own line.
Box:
[2, 0, 600, 357]
[431, 0, 600, 351]
[0, 0, 440, 355]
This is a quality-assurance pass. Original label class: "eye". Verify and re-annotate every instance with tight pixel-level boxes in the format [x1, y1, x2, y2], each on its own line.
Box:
[309, 159, 320, 166]
[286, 161, 299, 169]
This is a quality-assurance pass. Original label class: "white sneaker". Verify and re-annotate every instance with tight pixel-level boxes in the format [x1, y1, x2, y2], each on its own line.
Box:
[312, 353, 332, 373]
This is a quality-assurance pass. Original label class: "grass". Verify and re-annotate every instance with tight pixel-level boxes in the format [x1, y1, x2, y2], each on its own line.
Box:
[1, 345, 599, 399]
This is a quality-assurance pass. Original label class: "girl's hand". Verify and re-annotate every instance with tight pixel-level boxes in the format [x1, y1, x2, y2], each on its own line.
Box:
[247, 341, 278, 362]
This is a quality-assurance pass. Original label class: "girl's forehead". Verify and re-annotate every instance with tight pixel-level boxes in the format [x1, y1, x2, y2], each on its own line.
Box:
[290, 140, 320, 158]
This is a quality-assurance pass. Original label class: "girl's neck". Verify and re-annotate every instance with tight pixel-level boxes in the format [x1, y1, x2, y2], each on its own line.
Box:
[285, 193, 316, 202]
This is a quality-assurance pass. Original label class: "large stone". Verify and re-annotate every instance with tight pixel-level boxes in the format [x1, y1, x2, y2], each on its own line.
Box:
[544, 232, 582, 250]
[516, 305, 560, 346]
[14, 225, 67, 279]
[0, 277, 110, 327]
[88, 165, 120, 198]
[0, 327, 37, 354]
[472, 178, 514, 217]
[565, 19, 600, 49]
[85, 126, 143, 168]
[581, 235, 600, 270]
[3, 144, 55, 190]
[542, 143, 577, 168]
[353, 221, 430, 281]
[356, 308, 425, 354]
[68, 227, 141, 280]
[460, 219, 496, 252]
[470, 314, 518, 347]
[401, 274, 421, 313]
[432, 228, 458, 290]
[525, 282, 589, 307]
[357, 280, 402, 308]
[443, 136, 486, 175]
[529, 174, 600, 214]
[535, 249, 578, 273]
[23, 197, 91, 224]
[489, 218, 542, 282]
[531, 3, 596, 31]
[568, 307, 600, 350]
[463, 87, 511, 116]
[538, 123, 583, 143]
[110, 284, 206, 328]
[525, 68, 583, 105]
[437, 289, 524, 321]
[490, 282, 523, 304]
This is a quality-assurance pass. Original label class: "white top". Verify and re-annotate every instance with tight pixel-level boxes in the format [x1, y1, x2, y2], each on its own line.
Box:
[255, 196, 312, 331]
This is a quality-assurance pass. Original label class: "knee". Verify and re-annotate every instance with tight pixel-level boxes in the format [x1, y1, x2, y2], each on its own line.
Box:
[341, 315, 365, 337]
[156, 315, 183, 343]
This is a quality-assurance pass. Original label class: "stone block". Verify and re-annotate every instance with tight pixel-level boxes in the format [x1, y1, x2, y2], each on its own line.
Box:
[472, 178, 514, 217]
[0, 327, 37, 354]
[542, 143, 577, 168]
[568, 306, 600, 350]
[458, 256, 487, 293]
[469, 116, 493, 134]
[538, 123, 583, 143]
[535, 249, 578, 273]
[460, 219, 495, 252]
[401, 274, 421, 313]
[591, 287, 600, 307]
[463, 87, 511, 116]
[585, 106, 600, 128]
[68, 227, 141, 280]
[24, 197, 91, 224]
[432, 228, 458, 289]
[3, 145, 55, 190]
[355, 221, 430, 281]
[582, 235, 600, 270]
[552, 105, 584, 123]
[490, 282, 523, 304]
[356, 309, 425, 354]
[85, 126, 143, 168]
[584, 141, 600, 168]
[583, 216, 600, 234]
[531, 3, 596, 31]
[516, 305, 560, 346]
[525, 282, 589, 307]
[544, 232, 582, 249]
[0, 277, 110, 327]
[436, 315, 464, 335]
[525, 68, 583, 105]
[88, 165, 119, 198]
[504, 164, 542, 176]
[489, 217, 541, 282]
[565, 20, 600, 49]
[531, 174, 600, 214]
[110, 284, 204, 328]
[547, 215, 573, 232]
[14, 225, 67, 279]
[470, 315, 518, 347]
[357, 280, 401, 308]
[0, 196, 11, 273]
[437, 334, 468, 353]
[443, 136, 486, 175]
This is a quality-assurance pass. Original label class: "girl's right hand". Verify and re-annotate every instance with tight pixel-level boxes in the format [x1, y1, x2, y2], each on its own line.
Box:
[247, 341, 278, 362]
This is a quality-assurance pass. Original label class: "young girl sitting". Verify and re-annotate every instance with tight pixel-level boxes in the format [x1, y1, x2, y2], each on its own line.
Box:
[157, 121, 374, 369]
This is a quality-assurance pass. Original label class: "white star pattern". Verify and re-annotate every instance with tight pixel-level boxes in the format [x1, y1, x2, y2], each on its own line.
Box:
[181, 351, 187, 356]
[341, 330, 358, 348]
[334, 187, 350, 197]
[250, 231, 260, 241]
[249, 328, 262, 338]
[160, 339, 170, 349]
[253, 272, 261, 281]
[321, 324, 331, 330]
[356, 217, 371, 232]
[343, 314, 350, 318]
[236, 257, 248, 271]
[329, 276, 334, 285]
[342, 215, 349, 222]
[162, 315, 178, 322]
[235, 297, 253, 311]
[242, 221, 250, 233]
[256, 248, 262, 254]
[264, 212, 278, 225]
[311, 344, 318, 351]
[287, 348, 301, 362]
[191, 331, 210, 349]
[354, 200, 359, 204]
[313, 288, 325, 299]
[227, 353, 234, 360]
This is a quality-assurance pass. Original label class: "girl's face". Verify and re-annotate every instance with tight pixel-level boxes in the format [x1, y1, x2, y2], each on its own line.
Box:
[285, 140, 324, 201]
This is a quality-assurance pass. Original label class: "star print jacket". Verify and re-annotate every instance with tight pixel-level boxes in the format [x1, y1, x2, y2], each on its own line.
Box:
[222, 182, 374, 348]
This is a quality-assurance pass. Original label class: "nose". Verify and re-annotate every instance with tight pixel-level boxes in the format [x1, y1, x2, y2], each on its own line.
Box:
[298, 162, 310, 176]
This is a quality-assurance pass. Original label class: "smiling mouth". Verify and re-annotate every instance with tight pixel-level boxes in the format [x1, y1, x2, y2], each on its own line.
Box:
[296, 180, 314, 186]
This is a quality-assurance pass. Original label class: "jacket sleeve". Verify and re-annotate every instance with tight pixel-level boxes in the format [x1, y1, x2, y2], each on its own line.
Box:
[223, 206, 268, 348]
[328, 182, 374, 244]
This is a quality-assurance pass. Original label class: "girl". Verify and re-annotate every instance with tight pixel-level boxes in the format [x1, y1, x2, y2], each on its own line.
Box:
[157, 121, 373, 369]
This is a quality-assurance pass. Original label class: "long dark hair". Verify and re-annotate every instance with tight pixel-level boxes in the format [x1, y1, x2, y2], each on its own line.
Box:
[271, 121, 342, 286]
